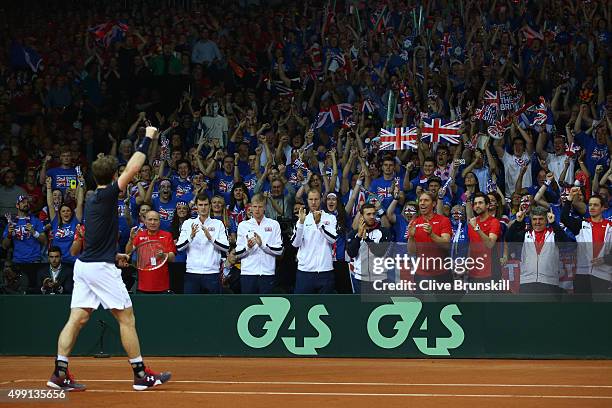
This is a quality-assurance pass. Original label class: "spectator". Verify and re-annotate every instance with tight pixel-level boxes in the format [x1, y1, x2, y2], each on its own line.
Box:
[0, 170, 27, 217]
[2, 195, 47, 286]
[176, 193, 229, 294]
[507, 206, 571, 294]
[291, 189, 337, 294]
[235, 193, 283, 294]
[37, 246, 74, 295]
[126, 210, 176, 294]
[346, 203, 393, 293]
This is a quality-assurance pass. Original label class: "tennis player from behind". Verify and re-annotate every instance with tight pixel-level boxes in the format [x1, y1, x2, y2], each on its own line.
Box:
[47, 126, 171, 392]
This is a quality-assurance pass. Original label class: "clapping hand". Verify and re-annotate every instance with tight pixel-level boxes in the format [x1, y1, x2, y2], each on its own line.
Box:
[190, 223, 200, 239]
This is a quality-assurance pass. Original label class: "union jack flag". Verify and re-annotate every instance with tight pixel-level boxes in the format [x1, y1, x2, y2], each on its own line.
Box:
[473, 104, 497, 123]
[377, 127, 418, 151]
[521, 25, 544, 42]
[341, 115, 356, 129]
[484, 90, 500, 107]
[158, 207, 174, 221]
[328, 52, 346, 73]
[316, 103, 353, 128]
[362, 98, 379, 114]
[217, 179, 233, 193]
[532, 97, 548, 126]
[56, 176, 68, 188]
[487, 121, 508, 139]
[421, 119, 462, 145]
[264, 77, 294, 97]
[88, 20, 129, 47]
[55, 227, 73, 239]
[486, 178, 497, 193]
[565, 142, 580, 157]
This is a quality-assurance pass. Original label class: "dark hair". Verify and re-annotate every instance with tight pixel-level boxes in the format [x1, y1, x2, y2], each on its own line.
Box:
[423, 156, 436, 165]
[176, 159, 191, 171]
[463, 171, 482, 191]
[91, 155, 118, 186]
[428, 176, 442, 186]
[229, 181, 249, 209]
[472, 192, 490, 205]
[48, 246, 62, 256]
[57, 203, 74, 227]
[360, 203, 376, 214]
[196, 192, 210, 204]
[590, 194, 607, 208]
[170, 203, 191, 240]
[487, 192, 505, 219]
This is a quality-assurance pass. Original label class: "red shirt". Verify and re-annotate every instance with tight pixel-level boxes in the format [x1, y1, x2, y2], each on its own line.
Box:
[468, 215, 501, 278]
[591, 220, 607, 259]
[412, 213, 452, 276]
[133, 229, 176, 292]
[534, 229, 547, 255]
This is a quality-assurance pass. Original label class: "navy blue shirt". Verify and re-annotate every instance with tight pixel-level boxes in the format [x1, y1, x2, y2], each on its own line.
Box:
[80, 182, 121, 263]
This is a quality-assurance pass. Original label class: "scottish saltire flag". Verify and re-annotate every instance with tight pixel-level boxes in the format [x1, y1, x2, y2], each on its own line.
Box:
[88, 20, 129, 47]
[421, 119, 462, 144]
[377, 127, 418, 151]
[316, 103, 353, 128]
[9, 42, 43, 72]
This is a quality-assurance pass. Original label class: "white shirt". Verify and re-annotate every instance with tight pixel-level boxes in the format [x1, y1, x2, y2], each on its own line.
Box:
[546, 153, 574, 185]
[177, 217, 229, 274]
[236, 216, 283, 275]
[502, 151, 532, 196]
[291, 211, 337, 272]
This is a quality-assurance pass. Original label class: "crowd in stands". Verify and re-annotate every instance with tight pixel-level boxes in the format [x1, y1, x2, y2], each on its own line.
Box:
[1, 0, 611, 295]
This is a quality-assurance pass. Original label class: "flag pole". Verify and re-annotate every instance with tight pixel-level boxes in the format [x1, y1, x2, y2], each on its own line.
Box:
[386, 91, 397, 127]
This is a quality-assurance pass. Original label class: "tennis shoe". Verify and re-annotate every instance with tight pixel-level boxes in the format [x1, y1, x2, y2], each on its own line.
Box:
[46, 370, 86, 392]
[133, 367, 171, 391]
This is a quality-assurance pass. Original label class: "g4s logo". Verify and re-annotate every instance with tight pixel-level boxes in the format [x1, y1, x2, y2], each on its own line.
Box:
[237, 297, 331, 356]
[367, 297, 464, 355]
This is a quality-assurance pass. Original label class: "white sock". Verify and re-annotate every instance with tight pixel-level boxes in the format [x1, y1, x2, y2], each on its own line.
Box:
[129, 356, 143, 364]
[57, 355, 69, 363]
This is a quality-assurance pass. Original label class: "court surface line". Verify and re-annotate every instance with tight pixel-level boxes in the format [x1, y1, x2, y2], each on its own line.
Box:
[10, 379, 612, 388]
[83, 389, 612, 399]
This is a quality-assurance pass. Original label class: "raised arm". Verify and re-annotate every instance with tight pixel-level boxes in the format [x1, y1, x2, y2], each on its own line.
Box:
[118, 127, 158, 191]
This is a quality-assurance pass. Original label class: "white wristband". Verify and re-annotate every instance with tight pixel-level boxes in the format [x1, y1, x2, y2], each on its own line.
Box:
[356, 179, 363, 186]
[33, 231, 40, 238]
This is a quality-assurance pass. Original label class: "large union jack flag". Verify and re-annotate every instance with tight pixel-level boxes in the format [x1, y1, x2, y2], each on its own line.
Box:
[377, 127, 417, 151]
[88, 20, 129, 47]
[316, 103, 353, 128]
[420, 119, 462, 145]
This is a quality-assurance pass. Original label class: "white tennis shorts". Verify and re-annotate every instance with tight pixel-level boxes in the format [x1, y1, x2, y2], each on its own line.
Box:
[71, 259, 132, 310]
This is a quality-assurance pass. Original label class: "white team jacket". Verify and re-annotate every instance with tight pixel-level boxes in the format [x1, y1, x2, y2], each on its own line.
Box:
[291, 211, 337, 272]
[176, 217, 230, 274]
[520, 229, 561, 286]
[574, 220, 612, 282]
[235, 216, 283, 275]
